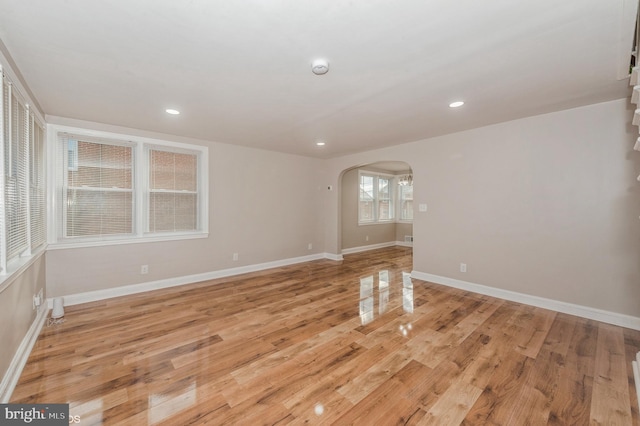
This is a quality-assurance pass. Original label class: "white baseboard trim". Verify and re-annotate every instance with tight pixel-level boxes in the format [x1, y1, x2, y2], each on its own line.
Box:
[341, 241, 397, 255]
[395, 240, 413, 248]
[633, 352, 640, 414]
[323, 252, 344, 261]
[0, 304, 48, 403]
[411, 271, 640, 331]
[49, 253, 340, 307]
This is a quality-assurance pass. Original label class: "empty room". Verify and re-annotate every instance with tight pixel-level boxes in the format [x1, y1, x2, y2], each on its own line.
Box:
[0, 0, 640, 424]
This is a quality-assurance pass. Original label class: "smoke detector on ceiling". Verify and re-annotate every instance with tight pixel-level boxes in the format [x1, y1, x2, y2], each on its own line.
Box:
[311, 59, 329, 75]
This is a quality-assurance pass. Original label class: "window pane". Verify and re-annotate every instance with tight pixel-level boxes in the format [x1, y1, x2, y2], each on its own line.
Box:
[148, 149, 199, 232]
[30, 118, 46, 248]
[64, 137, 133, 238]
[66, 189, 133, 237]
[378, 177, 393, 220]
[150, 150, 197, 191]
[148, 192, 197, 232]
[5, 91, 29, 259]
[400, 184, 413, 221]
[68, 141, 132, 189]
[359, 175, 375, 222]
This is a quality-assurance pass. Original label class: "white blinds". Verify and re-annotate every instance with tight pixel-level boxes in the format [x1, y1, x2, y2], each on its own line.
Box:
[54, 130, 206, 244]
[359, 174, 374, 223]
[61, 134, 134, 238]
[5, 85, 29, 260]
[29, 117, 46, 248]
[399, 184, 413, 221]
[0, 68, 45, 273]
[378, 177, 393, 220]
[148, 149, 198, 232]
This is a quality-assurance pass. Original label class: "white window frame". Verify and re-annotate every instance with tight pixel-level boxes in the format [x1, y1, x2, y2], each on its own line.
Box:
[358, 170, 413, 226]
[397, 180, 414, 223]
[358, 171, 395, 225]
[48, 125, 209, 249]
[0, 64, 47, 289]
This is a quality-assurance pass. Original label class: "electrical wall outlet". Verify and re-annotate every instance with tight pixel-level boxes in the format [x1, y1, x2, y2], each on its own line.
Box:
[233, 253, 239, 261]
[308, 243, 312, 250]
[141, 264, 149, 274]
[460, 263, 467, 273]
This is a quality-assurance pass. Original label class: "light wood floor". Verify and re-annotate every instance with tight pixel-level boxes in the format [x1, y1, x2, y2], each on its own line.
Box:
[11, 247, 640, 425]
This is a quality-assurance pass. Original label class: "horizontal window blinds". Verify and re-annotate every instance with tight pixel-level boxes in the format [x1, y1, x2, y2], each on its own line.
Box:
[60, 133, 134, 238]
[0, 68, 45, 273]
[30, 117, 46, 249]
[5, 85, 29, 259]
[399, 184, 413, 221]
[53, 126, 206, 245]
[148, 149, 198, 232]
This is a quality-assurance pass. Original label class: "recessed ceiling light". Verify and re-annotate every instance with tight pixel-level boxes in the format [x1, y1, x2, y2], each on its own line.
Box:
[165, 108, 180, 115]
[449, 101, 465, 108]
[316, 141, 326, 146]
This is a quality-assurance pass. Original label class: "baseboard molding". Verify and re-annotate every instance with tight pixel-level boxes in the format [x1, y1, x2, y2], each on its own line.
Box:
[50, 253, 338, 307]
[633, 352, 640, 414]
[395, 240, 413, 248]
[323, 252, 344, 261]
[411, 271, 640, 331]
[341, 241, 397, 255]
[0, 304, 48, 403]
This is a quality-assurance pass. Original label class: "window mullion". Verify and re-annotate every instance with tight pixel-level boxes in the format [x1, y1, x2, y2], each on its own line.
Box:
[136, 142, 145, 236]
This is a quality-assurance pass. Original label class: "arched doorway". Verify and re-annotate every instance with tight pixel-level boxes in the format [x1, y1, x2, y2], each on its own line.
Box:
[339, 161, 413, 254]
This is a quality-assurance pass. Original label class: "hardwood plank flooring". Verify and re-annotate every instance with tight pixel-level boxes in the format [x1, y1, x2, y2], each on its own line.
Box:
[10, 246, 640, 425]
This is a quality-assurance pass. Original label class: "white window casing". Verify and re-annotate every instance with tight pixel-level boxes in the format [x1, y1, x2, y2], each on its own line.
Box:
[0, 66, 47, 285]
[49, 125, 208, 249]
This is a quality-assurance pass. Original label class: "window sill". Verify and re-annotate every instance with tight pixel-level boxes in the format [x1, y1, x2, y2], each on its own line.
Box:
[48, 232, 209, 250]
[0, 245, 47, 294]
[358, 220, 413, 226]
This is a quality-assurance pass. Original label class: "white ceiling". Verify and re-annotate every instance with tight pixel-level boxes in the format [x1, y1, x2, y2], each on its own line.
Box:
[0, 0, 635, 158]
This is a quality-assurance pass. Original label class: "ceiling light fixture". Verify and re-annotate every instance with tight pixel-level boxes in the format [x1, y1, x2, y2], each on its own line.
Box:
[316, 141, 326, 146]
[449, 101, 464, 108]
[165, 108, 180, 115]
[311, 59, 329, 75]
[398, 174, 413, 186]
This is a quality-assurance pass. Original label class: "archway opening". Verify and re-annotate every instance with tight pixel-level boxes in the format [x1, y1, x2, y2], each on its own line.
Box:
[338, 161, 413, 254]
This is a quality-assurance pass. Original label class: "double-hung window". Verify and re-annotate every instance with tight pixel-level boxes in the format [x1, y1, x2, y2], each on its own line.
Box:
[398, 183, 413, 221]
[53, 127, 208, 246]
[358, 172, 395, 224]
[358, 170, 413, 225]
[148, 148, 198, 232]
[0, 67, 46, 277]
[63, 136, 134, 238]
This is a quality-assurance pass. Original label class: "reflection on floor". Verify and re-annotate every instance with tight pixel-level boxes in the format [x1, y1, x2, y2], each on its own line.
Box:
[360, 271, 413, 326]
[10, 246, 640, 424]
